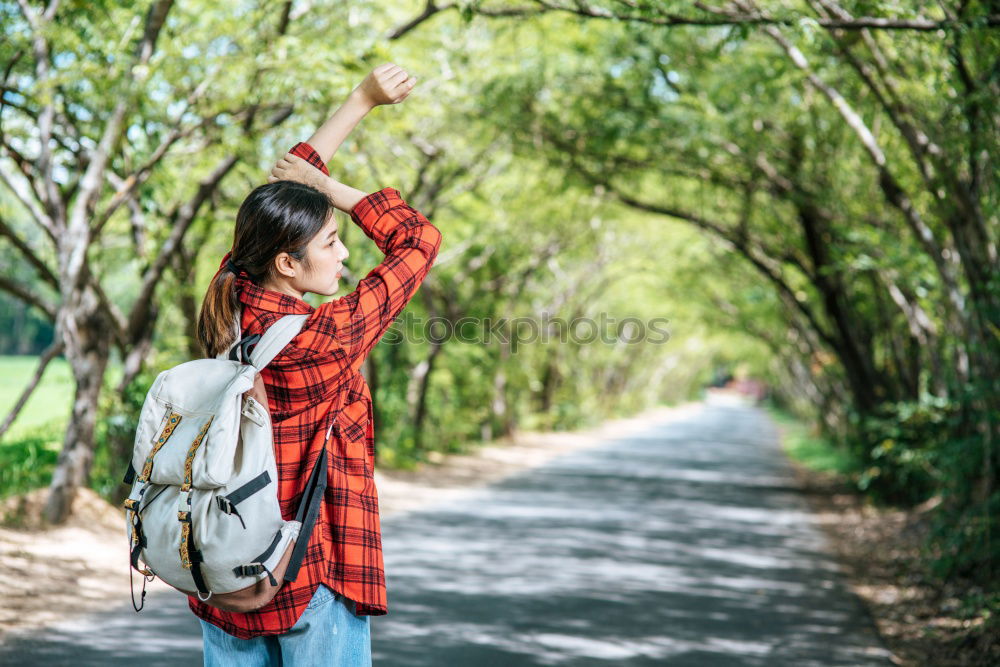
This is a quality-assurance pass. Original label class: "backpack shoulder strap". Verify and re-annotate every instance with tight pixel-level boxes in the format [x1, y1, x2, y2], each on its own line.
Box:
[248, 314, 309, 370]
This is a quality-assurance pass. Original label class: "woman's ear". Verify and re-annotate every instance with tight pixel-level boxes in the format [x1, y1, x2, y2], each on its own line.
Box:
[272, 252, 298, 279]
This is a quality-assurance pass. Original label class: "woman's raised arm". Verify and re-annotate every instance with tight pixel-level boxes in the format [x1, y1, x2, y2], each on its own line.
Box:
[302, 63, 417, 165]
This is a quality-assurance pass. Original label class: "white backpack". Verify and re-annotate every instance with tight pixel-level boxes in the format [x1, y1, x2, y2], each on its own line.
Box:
[123, 314, 329, 613]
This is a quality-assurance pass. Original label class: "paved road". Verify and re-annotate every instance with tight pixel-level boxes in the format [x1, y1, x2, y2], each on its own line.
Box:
[0, 394, 893, 665]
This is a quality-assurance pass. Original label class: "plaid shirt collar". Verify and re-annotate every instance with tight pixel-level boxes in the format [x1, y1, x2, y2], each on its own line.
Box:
[216, 251, 315, 315]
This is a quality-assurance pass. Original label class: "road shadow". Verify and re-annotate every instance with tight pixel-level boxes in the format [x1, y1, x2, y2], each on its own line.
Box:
[1, 396, 892, 665]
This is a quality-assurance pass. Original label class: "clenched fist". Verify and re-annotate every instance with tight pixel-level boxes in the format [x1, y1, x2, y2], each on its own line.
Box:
[353, 63, 417, 107]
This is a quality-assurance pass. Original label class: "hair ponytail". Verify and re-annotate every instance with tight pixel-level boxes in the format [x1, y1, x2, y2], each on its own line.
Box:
[196, 180, 333, 358]
[197, 263, 242, 359]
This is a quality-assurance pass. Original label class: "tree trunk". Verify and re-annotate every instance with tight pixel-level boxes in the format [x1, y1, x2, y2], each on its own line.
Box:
[537, 353, 561, 414]
[492, 343, 515, 438]
[795, 198, 886, 414]
[171, 247, 203, 359]
[412, 342, 443, 452]
[43, 285, 113, 524]
[118, 301, 159, 393]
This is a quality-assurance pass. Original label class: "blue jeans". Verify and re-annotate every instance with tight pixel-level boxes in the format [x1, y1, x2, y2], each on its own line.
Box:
[199, 585, 372, 666]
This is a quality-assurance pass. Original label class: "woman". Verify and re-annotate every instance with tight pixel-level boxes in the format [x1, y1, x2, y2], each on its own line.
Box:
[194, 63, 441, 666]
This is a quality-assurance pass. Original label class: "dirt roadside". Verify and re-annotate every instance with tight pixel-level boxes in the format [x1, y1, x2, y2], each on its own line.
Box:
[0, 402, 699, 641]
[779, 428, 998, 667]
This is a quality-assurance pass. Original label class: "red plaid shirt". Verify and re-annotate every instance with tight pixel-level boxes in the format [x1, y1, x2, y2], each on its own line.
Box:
[189, 142, 442, 637]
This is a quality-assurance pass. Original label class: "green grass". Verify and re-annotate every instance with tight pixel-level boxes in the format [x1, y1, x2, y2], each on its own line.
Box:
[0, 355, 75, 440]
[766, 405, 858, 477]
[0, 355, 124, 501]
[0, 356, 74, 500]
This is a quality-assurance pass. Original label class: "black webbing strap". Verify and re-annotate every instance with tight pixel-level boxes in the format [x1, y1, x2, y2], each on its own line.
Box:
[217, 471, 272, 530]
[233, 530, 284, 587]
[233, 563, 277, 587]
[130, 524, 146, 571]
[283, 448, 328, 583]
[253, 530, 284, 564]
[220, 470, 272, 508]
[123, 462, 136, 485]
[188, 546, 210, 597]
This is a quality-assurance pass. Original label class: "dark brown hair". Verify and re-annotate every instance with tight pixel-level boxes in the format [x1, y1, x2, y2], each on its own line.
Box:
[197, 181, 332, 358]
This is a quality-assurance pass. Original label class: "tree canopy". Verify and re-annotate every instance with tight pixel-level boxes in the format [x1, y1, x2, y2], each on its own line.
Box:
[1, 0, 996, 582]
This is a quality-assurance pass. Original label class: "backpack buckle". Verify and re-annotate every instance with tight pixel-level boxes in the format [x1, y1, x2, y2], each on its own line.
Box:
[241, 397, 265, 427]
[123, 481, 147, 513]
[216, 495, 247, 529]
[216, 496, 233, 514]
[232, 563, 276, 587]
[176, 489, 193, 521]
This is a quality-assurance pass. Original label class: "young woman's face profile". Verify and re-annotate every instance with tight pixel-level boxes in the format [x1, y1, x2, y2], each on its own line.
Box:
[298, 213, 350, 297]
[264, 212, 349, 299]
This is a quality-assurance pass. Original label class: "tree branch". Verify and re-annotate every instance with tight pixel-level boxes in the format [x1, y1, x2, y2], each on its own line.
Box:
[64, 0, 175, 294]
[15, 0, 65, 227]
[748, 9, 968, 321]
[0, 338, 64, 441]
[0, 163, 59, 242]
[125, 153, 238, 343]
[0, 214, 58, 287]
[0, 274, 56, 320]
[390, 1, 453, 39]
[808, 0, 938, 189]
[91, 104, 255, 238]
[392, 0, 1000, 36]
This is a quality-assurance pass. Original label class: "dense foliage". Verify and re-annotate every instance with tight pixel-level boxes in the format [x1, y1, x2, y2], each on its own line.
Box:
[0, 0, 996, 592]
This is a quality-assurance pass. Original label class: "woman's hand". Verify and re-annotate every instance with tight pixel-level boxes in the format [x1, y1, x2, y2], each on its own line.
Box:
[267, 155, 366, 212]
[268, 153, 332, 192]
[352, 63, 417, 108]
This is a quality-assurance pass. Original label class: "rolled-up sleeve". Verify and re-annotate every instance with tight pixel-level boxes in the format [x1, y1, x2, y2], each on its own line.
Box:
[288, 141, 330, 175]
[281, 143, 441, 376]
[316, 187, 442, 371]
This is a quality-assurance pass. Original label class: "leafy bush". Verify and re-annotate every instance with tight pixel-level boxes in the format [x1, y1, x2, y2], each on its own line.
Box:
[91, 369, 159, 504]
[849, 389, 999, 582]
[0, 425, 61, 500]
[850, 394, 958, 506]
